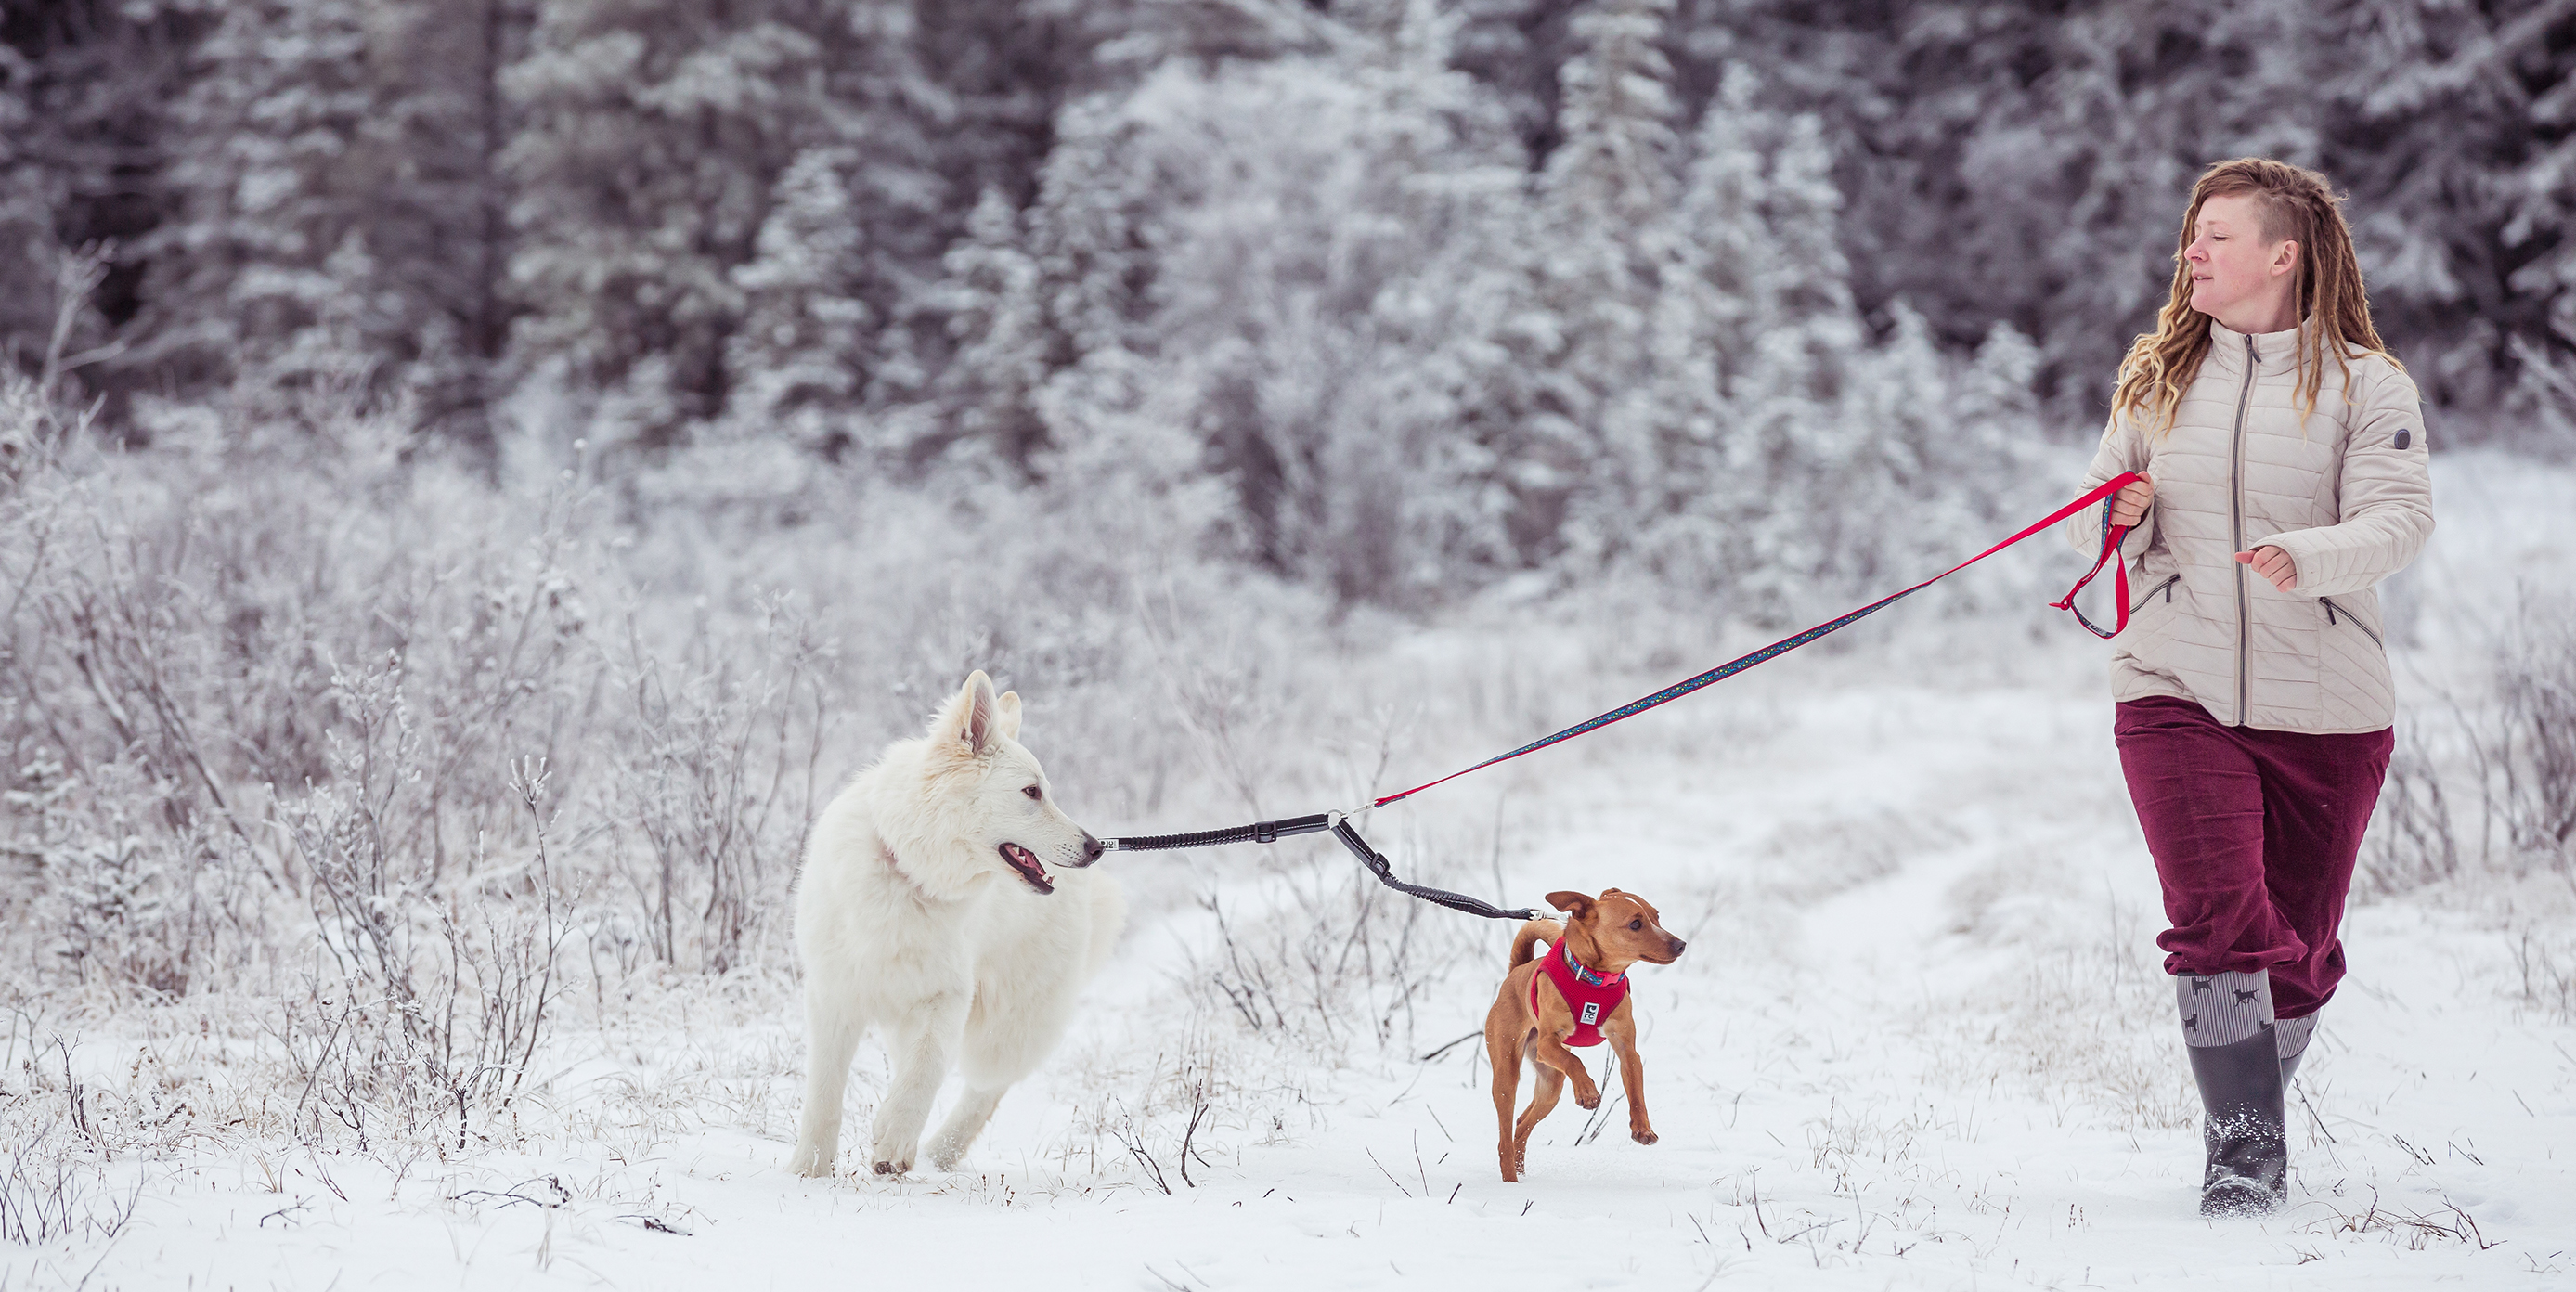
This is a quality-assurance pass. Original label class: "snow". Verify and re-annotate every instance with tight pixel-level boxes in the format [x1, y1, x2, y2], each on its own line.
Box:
[7, 451, 2571, 1290]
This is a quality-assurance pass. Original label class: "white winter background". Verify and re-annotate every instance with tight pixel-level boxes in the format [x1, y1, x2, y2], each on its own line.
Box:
[6, 2, 2576, 1290]
[6, 437, 2572, 1291]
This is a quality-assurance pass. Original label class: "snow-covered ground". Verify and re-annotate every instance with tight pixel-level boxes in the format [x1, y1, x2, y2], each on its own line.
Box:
[7, 450, 2571, 1290]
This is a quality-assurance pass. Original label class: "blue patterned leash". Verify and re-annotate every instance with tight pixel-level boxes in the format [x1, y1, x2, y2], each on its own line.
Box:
[1367, 471, 2145, 808]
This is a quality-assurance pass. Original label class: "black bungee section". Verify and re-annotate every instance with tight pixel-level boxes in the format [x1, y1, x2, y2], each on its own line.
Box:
[1100, 814, 1539, 922]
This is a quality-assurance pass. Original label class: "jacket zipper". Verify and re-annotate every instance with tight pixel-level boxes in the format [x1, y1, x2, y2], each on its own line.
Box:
[2229, 332, 2258, 725]
[2131, 574, 2180, 613]
[2320, 597, 2384, 649]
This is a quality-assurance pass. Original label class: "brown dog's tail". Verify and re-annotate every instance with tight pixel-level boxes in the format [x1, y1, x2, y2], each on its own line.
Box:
[1509, 918, 1563, 968]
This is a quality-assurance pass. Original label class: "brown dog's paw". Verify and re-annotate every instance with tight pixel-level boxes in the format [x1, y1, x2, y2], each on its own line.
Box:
[1630, 1128, 1658, 1146]
[1574, 1088, 1601, 1111]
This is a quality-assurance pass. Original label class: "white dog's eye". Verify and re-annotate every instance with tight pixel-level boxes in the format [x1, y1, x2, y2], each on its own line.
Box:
[1022, 785, 1042, 801]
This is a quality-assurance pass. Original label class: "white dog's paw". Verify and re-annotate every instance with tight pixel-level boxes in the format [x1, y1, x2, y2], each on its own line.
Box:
[788, 1144, 836, 1178]
[870, 1143, 917, 1176]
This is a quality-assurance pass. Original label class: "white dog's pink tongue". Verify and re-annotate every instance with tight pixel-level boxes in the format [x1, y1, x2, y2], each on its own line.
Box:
[1002, 842, 1053, 891]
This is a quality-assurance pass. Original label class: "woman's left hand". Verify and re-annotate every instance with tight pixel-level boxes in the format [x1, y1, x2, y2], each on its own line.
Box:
[2233, 546, 2298, 591]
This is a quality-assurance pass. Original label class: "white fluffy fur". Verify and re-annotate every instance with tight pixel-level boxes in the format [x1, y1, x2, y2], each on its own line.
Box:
[789, 671, 1125, 1177]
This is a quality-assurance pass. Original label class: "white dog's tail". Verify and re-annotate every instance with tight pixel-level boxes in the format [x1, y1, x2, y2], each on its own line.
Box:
[1509, 918, 1562, 969]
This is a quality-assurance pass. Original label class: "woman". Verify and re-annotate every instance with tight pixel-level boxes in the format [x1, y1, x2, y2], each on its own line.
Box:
[2066, 158, 2433, 1217]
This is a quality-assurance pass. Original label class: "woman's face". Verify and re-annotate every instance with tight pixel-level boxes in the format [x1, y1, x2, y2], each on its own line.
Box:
[2184, 192, 2298, 330]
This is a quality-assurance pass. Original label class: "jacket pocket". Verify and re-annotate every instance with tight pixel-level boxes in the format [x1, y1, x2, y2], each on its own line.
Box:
[2129, 574, 2181, 614]
[2319, 596, 2383, 649]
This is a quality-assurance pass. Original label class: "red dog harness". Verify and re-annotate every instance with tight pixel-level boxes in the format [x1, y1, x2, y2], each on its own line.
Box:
[1530, 941, 1629, 1047]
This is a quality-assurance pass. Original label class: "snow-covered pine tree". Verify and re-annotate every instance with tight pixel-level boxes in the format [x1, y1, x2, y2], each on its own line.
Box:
[720, 149, 873, 461]
[383, 0, 529, 448]
[0, 42, 58, 380]
[1449, 0, 1583, 163]
[1636, 69, 1860, 605]
[130, 0, 380, 397]
[1342, 0, 1560, 592]
[0, 1, 219, 411]
[505, 0, 937, 450]
[1537, 0, 1681, 563]
[1633, 66, 2034, 616]
[125, 0, 524, 434]
[1001, 2, 1560, 603]
[1003, 74, 1179, 451]
[926, 186, 1055, 474]
[2303, 0, 2576, 423]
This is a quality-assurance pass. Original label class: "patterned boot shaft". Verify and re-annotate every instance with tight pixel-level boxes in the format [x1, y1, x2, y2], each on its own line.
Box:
[2275, 1012, 2318, 1087]
[2175, 969, 2273, 1048]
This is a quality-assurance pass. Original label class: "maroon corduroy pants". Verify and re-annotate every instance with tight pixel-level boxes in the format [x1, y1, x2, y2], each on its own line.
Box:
[2114, 695, 2394, 1020]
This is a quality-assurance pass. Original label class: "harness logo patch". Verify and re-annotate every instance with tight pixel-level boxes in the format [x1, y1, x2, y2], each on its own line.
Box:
[1581, 1002, 1599, 1026]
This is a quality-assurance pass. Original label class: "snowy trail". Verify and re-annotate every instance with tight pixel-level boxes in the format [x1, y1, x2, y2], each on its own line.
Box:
[29, 644, 2570, 1291]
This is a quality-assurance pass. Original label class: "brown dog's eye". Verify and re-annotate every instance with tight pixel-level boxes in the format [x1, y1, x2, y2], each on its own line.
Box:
[1629, 919, 1642, 930]
[1022, 785, 1042, 800]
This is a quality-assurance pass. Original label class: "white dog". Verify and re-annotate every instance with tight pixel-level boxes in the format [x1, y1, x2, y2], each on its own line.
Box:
[790, 670, 1124, 1177]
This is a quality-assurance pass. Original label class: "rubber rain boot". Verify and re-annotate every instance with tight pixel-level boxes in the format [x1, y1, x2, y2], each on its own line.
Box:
[2177, 970, 2287, 1216]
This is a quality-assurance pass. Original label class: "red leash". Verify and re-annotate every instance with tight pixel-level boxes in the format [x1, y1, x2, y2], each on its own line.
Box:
[1370, 472, 2145, 808]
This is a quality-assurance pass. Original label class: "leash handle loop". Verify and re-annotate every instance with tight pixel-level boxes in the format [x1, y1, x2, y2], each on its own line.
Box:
[2047, 471, 2142, 640]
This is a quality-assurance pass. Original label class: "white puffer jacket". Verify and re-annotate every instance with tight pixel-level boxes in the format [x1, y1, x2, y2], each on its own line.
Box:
[2066, 319, 2433, 734]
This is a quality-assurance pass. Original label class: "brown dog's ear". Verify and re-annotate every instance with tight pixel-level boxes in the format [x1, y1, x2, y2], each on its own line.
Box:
[1546, 890, 1594, 920]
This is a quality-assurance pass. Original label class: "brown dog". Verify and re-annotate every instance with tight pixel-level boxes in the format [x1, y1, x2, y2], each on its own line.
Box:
[1483, 888, 1686, 1182]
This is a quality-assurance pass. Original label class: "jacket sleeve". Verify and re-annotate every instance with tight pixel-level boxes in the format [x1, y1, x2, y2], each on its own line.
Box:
[2064, 412, 2155, 563]
[2254, 365, 2435, 599]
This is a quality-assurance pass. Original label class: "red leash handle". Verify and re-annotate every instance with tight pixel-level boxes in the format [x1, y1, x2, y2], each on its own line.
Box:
[1368, 471, 2152, 809]
[2049, 469, 2144, 640]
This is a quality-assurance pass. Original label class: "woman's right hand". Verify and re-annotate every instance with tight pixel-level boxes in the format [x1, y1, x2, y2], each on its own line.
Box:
[2109, 473, 2155, 528]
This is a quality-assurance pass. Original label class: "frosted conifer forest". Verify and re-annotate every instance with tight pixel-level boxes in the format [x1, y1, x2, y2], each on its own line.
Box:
[4, 1, 2574, 1287]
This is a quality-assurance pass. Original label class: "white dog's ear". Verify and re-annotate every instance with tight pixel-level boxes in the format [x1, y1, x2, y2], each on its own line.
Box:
[994, 690, 1023, 742]
[932, 670, 1002, 756]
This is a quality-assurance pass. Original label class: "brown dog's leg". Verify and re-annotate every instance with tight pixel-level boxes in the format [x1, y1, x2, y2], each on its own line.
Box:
[1488, 1027, 1525, 1182]
[1511, 1053, 1566, 1175]
[1529, 1031, 1601, 1110]
[1605, 1002, 1655, 1145]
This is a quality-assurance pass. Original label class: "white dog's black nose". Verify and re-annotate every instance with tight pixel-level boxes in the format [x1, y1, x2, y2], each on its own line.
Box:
[1079, 833, 1105, 866]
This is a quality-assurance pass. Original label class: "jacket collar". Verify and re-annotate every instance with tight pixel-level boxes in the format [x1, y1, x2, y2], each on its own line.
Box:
[2207, 317, 2308, 380]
